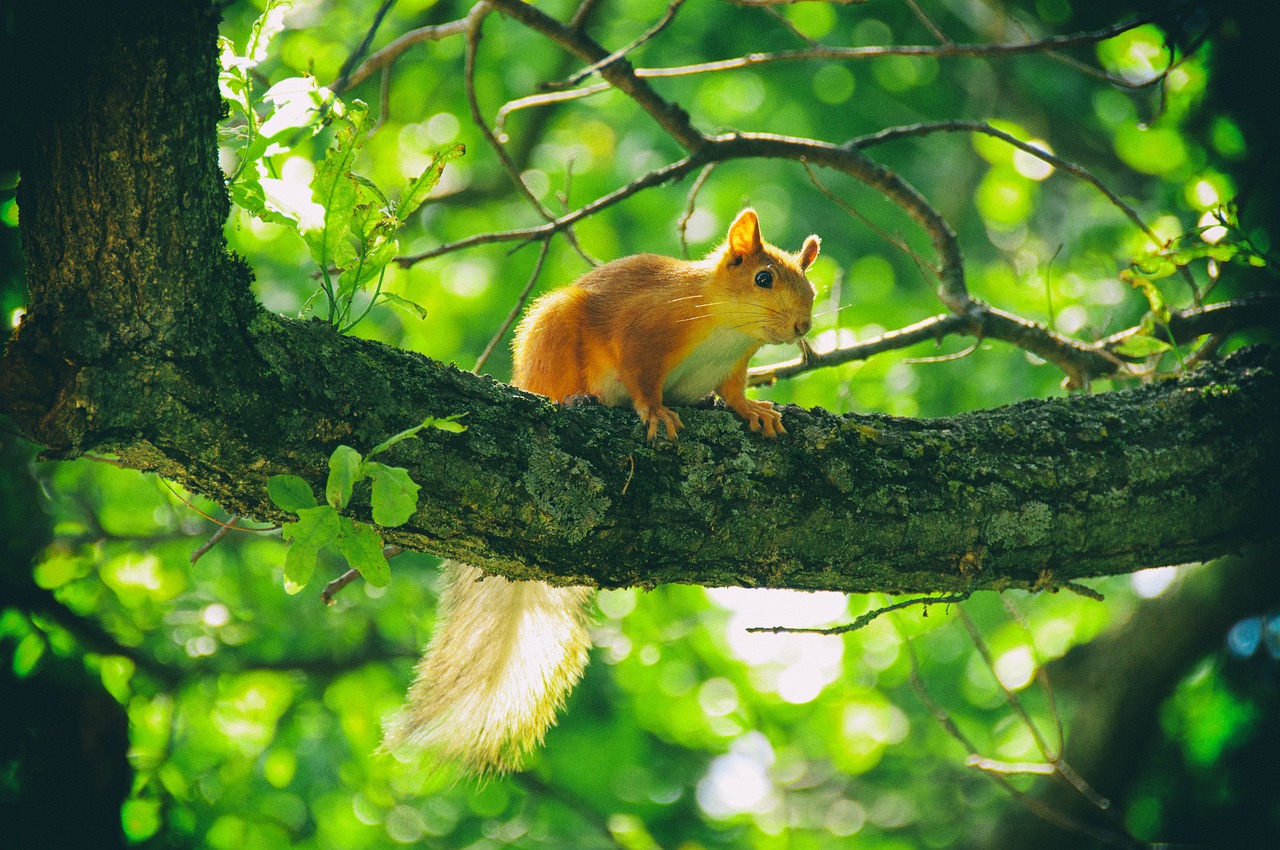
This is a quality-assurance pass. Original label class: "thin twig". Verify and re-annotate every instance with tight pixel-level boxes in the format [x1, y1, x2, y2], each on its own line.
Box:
[633, 13, 1165, 78]
[958, 609, 1064, 778]
[903, 340, 980, 365]
[321, 569, 361, 605]
[747, 592, 969, 635]
[334, 12, 476, 92]
[465, 3, 592, 265]
[904, 0, 953, 45]
[397, 155, 701, 266]
[160, 478, 277, 533]
[901, 622, 1141, 844]
[677, 163, 717, 259]
[191, 516, 236, 564]
[898, 627, 1136, 847]
[804, 162, 939, 275]
[496, 83, 612, 140]
[474, 238, 554, 373]
[851, 121, 1157, 243]
[330, 0, 398, 95]
[552, 0, 689, 90]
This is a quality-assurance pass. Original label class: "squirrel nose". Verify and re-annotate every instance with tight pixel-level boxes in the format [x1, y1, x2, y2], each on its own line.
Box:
[794, 318, 811, 337]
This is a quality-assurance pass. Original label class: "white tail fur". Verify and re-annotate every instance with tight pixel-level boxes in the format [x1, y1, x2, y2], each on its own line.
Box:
[383, 562, 593, 773]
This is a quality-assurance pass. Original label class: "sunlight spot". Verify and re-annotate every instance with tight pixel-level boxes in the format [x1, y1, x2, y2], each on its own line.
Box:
[706, 588, 846, 702]
[1132, 565, 1179, 598]
[260, 176, 324, 233]
[1056, 304, 1089, 334]
[428, 112, 460, 145]
[1199, 210, 1228, 245]
[824, 799, 867, 837]
[10, 307, 25, 328]
[994, 645, 1036, 691]
[696, 732, 775, 817]
[698, 677, 739, 717]
[202, 603, 231, 628]
[1192, 179, 1220, 208]
[1013, 141, 1055, 181]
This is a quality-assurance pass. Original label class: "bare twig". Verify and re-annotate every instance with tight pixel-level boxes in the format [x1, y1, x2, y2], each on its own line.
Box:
[397, 155, 701, 266]
[551, 0, 689, 90]
[804, 163, 939, 276]
[334, 11, 476, 92]
[633, 13, 1164, 78]
[960, 610, 1120, 819]
[474, 238, 554, 373]
[464, 3, 592, 265]
[489, 0, 706, 152]
[904, 0, 953, 46]
[191, 516, 236, 564]
[677, 163, 717, 259]
[851, 121, 1157, 243]
[899, 629, 1139, 848]
[321, 569, 361, 605]
[496, 83, 612, 140]
[330, 0, 398, 95]
[747, 592, 969, 635]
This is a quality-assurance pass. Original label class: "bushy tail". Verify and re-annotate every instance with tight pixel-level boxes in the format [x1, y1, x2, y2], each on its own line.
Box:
[383, 563, 594, 774]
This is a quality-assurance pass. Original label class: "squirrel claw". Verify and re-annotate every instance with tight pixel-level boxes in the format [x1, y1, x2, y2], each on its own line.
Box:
[638, 405, 683, 441]
[732, 399, 785, 438]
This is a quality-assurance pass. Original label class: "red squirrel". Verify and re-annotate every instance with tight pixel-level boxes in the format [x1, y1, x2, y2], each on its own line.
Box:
[384, 209, 821, 773]
[514, 208, 820, 439]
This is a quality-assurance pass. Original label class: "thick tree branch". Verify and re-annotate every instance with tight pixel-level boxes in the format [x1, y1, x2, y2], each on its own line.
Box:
[3, 0, 1277, 605]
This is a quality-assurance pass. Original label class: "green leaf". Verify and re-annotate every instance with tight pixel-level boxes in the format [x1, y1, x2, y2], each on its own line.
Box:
[245, 0, 293, 67]
[380, 292, 429, 320]
[326, 445, 364, 510]
[426, 414, 469, 434]
[363, 462, 421, 527]
[268, 474, 318, 512]
[335, 517, 391, 587]
[397, 143, 466, 221]
[1122, 272, 1171, 323]
[349, 173, 390, 209]
[310, 100, 371, 272]
[257, 76, 335, 159]
[282, 542, 319, 595]
[280, 505, 340, 594]
[1114, 333, 1174, 359]
[281, 505, 341, 549]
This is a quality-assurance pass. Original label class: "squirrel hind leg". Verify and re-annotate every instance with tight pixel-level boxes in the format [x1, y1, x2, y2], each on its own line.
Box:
[383, 562, 594, 774]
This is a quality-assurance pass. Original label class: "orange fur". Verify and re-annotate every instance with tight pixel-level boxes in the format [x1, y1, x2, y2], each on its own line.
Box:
[513, 209, 820, 439]
[385, 210, 821, 775]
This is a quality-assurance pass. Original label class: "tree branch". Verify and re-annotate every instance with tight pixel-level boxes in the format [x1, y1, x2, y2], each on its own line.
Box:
[3, 0, 1277, 607]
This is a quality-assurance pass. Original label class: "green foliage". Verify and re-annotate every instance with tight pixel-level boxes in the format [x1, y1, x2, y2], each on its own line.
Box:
[7, 0, 1278, 848]
[219, 0, 464, 333]
[268, 416, 464, 593]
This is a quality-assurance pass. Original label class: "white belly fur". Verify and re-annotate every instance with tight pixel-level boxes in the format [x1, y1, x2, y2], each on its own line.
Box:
[594, 329, 756, 407]
[662, 328, 755, 404]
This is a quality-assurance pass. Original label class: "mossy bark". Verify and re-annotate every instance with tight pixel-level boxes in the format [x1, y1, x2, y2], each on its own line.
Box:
[2, 0, 1277, 596]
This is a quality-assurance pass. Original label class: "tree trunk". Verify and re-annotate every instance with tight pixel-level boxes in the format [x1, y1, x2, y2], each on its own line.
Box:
[2, 0, 1277, 597]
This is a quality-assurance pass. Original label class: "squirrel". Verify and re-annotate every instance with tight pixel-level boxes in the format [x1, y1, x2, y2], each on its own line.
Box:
[383, 208, 821, 773]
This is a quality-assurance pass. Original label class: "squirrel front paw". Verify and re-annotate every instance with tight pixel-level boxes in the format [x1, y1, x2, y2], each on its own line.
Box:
[729, 398, 785, 437]
[636, 404, 684, 441]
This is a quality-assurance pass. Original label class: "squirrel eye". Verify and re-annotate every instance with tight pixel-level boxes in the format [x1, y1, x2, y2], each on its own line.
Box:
[754, 270, 774, 289]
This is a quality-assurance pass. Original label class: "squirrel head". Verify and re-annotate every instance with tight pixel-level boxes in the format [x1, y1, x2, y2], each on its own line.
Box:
[710, 208, 820, 345]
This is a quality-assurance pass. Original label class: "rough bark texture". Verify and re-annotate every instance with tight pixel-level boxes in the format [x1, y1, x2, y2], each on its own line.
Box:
[2, 0, 1278, 597]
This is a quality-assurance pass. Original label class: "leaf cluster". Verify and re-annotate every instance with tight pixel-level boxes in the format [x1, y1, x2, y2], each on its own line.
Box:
[219, 0, 464, 333]
[267, 416, 466, 593]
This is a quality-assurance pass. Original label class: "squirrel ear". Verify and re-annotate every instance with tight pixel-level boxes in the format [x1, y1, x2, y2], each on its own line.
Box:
[798, 234, 821, 270]
[727, 208, 763, 260]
